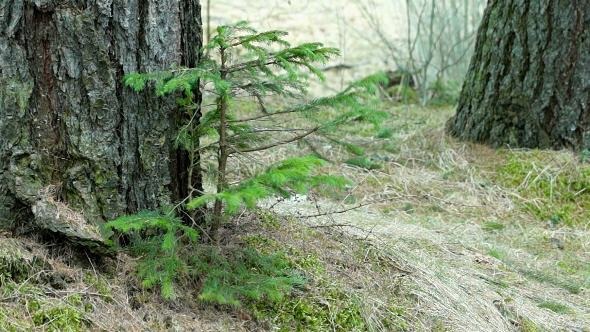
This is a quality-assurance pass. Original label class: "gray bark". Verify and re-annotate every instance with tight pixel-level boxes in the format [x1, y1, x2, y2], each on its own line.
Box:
[447, 0, 590, 150]
[0, 1, 202, 245]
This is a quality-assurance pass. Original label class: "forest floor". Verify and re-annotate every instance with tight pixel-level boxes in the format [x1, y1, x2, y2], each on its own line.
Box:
[263, 104, 590, 331]
[1, 103, 588, 331]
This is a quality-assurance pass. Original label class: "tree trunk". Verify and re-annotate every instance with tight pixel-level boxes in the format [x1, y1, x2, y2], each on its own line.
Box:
[0, 1, 202, 247]
[447, 1, 590, 150]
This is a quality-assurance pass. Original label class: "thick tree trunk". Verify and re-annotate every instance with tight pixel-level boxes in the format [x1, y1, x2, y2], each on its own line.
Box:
[447, 1, 590, 150]
[0, 1, 202, 246]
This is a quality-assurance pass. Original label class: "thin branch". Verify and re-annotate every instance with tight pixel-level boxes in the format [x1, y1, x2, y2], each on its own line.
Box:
[231, 108, 302, 123]
[232, 127, 319, 154]
[297, 199, 387, 219]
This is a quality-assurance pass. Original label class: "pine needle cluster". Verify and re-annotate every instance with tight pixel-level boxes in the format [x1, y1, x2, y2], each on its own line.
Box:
[104, 211, 198, 300]
[191, 247, 305, 307]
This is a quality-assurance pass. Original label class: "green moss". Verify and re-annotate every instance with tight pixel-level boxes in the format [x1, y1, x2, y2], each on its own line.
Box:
[490, 278, 510, 289]
[244, 231, 325, 274]
[0, 79, 33, 112]
[521, 268, 583, 294]
[487, 248, 506, 260]
[376, 127, 394, 139]
[249, 285, 368, 332]
[431, 319, 449, 332]
[32, 306, 84, 332]
[0, 280, 92, 331]
[28, 296, 88, 332]
[555, 256, 590, 279]
[287, 250, 324, 274]
[382, 141, 401, 154]
[257, 210, 281, 229]
[0, 239, 44, 284]
[345, 143, 366, 156]
[242, 235, 282, 253]
[495, 152, 590, 226]
[241, 230, 405, 331]
[0, 307, 31, 332]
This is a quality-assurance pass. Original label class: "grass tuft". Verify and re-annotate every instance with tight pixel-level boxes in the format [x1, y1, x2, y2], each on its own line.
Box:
[495, 151, 590, 226]
[537, 300, 572, 314]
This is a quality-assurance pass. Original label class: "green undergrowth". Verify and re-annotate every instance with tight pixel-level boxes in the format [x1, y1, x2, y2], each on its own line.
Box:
[0, 282, 91, 332]
[239, 213, 410, 331]
[483, 244, 586, 294]
[28, 294, 90, 332]
[83, 273, 113, 301]
[241, 233, 369, 331]
[0, 239, 45, 285]
[248, 284, 368, 332]
[190, 246, 305, 307]
[104, 208, 388, 331]
[537, 300, 572, 314]
[105, 207, 409, 331]
[189, 228, 398, 331]
[104, 211, 199, 300]
[494, 150, 590, 226]
[105, 211, 305, 308]
[0, 238, 92, 331]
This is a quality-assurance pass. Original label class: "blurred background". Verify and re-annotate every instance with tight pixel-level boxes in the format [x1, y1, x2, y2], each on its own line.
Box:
[205, 0, 486, 103]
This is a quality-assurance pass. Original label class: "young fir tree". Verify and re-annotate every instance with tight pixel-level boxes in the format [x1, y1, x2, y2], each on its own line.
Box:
[123, 22, 387, 239]
[107, 22, 387, 299]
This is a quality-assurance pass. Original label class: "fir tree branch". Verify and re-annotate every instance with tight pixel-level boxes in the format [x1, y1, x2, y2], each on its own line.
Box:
[226, 56, 288, 74]
[226, 30, 289, 48]
[232, 127, 319, 154]
[253, 91, 269, 114]
[237, 127, 310, 134]
[226, 46, 334, 74]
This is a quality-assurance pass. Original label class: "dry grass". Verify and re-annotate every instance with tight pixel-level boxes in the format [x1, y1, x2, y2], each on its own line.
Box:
[254, 103, 590, 331]
[0, 234, 246, 331]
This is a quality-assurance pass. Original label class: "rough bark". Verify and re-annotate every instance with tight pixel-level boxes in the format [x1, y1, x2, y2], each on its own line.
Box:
[0, 1, 202, 247]
[447, 0, 590, 150]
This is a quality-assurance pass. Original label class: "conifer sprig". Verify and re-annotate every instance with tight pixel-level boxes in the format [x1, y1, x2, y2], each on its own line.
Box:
[187, 156, 348, 214]
[104, 212, 199, 300]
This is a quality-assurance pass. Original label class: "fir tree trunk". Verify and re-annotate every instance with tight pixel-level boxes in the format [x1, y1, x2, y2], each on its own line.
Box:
[447, 1, 590, 150]
[0, 1, 202, 247]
